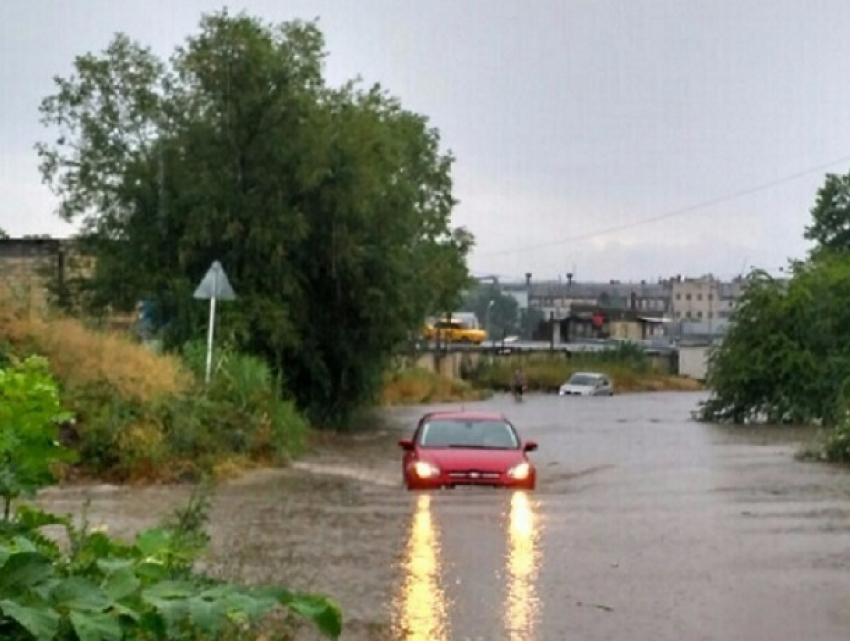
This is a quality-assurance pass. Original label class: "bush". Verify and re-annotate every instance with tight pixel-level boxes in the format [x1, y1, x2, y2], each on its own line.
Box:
[698, 260, 850, 425]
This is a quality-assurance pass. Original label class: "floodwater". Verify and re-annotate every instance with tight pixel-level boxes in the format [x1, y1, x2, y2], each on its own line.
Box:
[38, 392, 850, 640]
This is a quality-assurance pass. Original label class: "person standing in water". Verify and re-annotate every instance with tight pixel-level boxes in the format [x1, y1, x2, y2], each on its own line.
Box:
[512, 367, 527, 400]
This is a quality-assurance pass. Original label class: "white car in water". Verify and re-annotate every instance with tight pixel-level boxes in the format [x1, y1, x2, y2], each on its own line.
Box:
[558, 372, 614, 397]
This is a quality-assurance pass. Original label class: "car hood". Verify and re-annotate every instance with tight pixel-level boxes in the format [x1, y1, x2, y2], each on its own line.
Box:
[419, 448, 525, 471]
[560, 384, 593, 395]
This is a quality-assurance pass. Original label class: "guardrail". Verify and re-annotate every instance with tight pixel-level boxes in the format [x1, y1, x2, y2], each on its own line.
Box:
[412, 338, 678, 355]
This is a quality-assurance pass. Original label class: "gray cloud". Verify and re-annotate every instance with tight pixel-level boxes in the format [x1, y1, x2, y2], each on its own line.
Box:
[1, 0, 847, 280]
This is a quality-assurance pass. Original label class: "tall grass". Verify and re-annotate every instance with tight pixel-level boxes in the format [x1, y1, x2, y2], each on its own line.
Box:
[380, 368, 490, 405]
[0, 293, 189, 402]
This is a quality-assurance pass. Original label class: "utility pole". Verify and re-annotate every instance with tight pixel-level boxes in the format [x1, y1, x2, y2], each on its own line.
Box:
[485, 299, 495, 345]
[549, 311, 555, 351]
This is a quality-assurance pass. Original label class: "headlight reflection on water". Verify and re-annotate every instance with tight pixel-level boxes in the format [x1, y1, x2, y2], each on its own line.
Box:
[392, 491, 541, 640]
[505, 490, 541, 640]
[393, 493, 450, 640]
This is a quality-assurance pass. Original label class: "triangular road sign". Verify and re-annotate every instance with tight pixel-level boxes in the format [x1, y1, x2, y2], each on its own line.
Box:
[193, 261, 236, 300]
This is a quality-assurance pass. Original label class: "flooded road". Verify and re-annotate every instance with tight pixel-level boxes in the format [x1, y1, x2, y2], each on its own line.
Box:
[40, 392, 850, 640]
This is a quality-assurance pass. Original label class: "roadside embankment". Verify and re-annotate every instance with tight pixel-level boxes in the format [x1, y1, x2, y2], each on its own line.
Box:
[379, 367, 491, 405]
[469, 355, 704, 393]
[378, 353, 702, 406]
[0, 287, 309, 483]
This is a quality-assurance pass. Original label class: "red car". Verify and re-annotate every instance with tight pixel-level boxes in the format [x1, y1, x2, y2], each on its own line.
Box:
[398, 410, 538, 490]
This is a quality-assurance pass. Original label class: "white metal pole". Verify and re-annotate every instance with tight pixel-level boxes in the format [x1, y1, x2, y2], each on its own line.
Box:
[205, 268, 218, 384]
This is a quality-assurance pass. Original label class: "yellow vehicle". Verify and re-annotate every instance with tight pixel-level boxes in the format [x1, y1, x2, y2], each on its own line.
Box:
[423, 319, 487, 345]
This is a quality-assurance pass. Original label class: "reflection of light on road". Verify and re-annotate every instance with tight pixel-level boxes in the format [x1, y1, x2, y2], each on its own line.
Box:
[505, 490, 541, 640]
[393, 493, 449, 640]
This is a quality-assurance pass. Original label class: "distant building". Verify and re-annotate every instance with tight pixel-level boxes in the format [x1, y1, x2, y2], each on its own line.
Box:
[670, 275, 744, 324]
[481, 273, 750, 340]
[526, 279, 672, 319]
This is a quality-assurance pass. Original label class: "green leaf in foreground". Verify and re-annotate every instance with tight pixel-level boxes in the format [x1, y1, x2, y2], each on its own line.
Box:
[0, 598, 60, 639]
[70, 610, 122, 641]
[265, 588, 343, 639]
[52, 576, 113, 612]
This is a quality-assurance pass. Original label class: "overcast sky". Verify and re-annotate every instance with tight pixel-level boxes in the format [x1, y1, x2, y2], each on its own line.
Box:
[2, 0, 850, 282]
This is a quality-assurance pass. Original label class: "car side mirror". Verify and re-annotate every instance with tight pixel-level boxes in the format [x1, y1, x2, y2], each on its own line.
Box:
[398, 439, 414, 451]
[523, 440, 538, 452]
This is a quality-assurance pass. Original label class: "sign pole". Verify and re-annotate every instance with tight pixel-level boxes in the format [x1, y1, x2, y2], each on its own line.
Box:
[204, 268, 219, 384]
[193, 260, 236, 385]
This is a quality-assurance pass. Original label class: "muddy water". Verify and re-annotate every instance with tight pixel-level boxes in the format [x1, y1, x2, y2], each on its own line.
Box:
[38, 392, 850, 640]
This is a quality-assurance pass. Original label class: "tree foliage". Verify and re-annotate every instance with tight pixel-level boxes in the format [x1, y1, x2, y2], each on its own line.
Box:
[37, 10, 473, 426]
[700, 167, 850, 431]
[699, 245, 850, 426]
[804, 172, 850, 255]
[462, 283, 520, 339]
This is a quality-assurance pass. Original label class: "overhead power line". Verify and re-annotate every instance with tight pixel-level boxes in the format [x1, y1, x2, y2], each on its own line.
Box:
[477, 155, 850, 258]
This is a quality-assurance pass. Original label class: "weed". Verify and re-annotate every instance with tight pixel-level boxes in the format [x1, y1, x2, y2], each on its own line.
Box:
[380, 368, 490, 405]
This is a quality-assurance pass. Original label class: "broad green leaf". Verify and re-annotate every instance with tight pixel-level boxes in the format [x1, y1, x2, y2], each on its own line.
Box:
[11, 536, 38, 553]
[102, 568, 140, 601]
[0, 598, 61, 639]
[95, 558, 134, 575]
[262, 587, 343, 639]
[0, 551, 53, 594]
[134, 560, 167, 582]
[186, 596, 225, 634]
[142, 580, 195, 600]
[111, 602, 141, 622]
[52, 577, 113, 611]
[144, 598, 188, 629]
[14, 506, 71, 530]
[285, 594, 343, 639]
[70, 610, 122, 641]
[138, 610, 167, 636]
[135, 528, 171, 557]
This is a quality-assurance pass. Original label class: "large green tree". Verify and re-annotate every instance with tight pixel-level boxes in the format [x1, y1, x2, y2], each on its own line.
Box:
[462, 283, 520, 339]
[804, 172, 850, 255]
[700, 168, 850, 426]
[37, 11, 473, 426]
[701, 257, 850, 425]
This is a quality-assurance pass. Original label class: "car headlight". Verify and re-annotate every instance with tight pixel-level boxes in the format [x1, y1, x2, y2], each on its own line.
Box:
[507, 462, 531, 480]
[413, 461, 440, 478]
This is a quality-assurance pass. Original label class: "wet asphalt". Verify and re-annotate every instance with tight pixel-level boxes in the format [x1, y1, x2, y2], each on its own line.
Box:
[39, 391, 850, 640]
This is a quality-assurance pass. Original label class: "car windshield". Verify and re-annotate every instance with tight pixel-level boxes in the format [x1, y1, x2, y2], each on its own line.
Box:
[419, 419, 519, 449]
[568, 374, 600, 386]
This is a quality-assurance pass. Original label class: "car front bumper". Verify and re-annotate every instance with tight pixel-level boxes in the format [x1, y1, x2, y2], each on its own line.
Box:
[405, 469, 536, 490]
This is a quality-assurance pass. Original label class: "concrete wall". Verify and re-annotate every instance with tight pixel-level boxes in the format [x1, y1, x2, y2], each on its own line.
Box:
[0, 237, 100, 316]
[404, 349, 675, 380]
[0, 238, 63, 311]
[678, 345, 710, 380]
